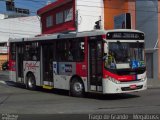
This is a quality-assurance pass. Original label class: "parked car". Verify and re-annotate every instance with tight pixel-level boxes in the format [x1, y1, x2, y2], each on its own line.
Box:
[2, 61, 9, 71]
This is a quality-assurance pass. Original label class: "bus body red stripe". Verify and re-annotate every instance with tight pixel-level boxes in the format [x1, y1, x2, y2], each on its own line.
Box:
[103, 70, 136, 82]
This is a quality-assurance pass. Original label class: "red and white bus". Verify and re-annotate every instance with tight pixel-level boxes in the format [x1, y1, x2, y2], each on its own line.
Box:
[9, 29, 147, 97]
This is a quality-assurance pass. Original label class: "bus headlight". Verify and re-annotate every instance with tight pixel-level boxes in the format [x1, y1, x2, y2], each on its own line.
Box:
[109, 77, 120, 84]
[141, 75, 147, 82]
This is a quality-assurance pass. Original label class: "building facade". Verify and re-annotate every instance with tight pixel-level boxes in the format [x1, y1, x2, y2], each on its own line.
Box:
[37, 0, 104, 34]
[104, 0, 136, 29]
[136, 0, 159, 80]
[37, 0, 160, 81]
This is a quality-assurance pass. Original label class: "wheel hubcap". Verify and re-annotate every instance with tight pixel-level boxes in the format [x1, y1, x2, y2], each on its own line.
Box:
[28, 78, 34, 88]
[74, 82, 83, 92]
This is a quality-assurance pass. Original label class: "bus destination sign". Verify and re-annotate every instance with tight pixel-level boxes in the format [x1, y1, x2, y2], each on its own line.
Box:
[107, 32, 144, 40]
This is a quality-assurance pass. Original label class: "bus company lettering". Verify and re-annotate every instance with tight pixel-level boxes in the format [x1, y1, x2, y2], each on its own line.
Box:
[65, 64, 72, 73]
[25, 62, 39, 71]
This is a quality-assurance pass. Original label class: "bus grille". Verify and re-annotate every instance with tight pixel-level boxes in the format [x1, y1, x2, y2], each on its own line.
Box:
[120, 79, 141, 82]
[121, 85, 143, 91]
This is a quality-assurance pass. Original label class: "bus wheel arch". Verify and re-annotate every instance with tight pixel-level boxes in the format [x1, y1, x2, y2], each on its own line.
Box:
[25, 72, 36, 90]
[70, 75, 85, 97]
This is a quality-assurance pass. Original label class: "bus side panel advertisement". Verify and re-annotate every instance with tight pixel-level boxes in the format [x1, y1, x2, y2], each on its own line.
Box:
[53, 62, 76, 76]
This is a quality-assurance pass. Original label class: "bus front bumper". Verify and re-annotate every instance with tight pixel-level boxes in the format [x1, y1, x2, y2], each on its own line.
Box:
[102, 78, 147, 94]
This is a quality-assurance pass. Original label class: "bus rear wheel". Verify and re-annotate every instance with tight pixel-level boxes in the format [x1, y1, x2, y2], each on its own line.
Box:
[70, 78, 84, 97]
[26, 74, 36, 90]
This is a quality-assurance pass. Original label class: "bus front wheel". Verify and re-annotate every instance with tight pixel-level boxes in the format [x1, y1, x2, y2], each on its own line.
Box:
[70, 78, 84, 97]
[26, 74, 36, 90]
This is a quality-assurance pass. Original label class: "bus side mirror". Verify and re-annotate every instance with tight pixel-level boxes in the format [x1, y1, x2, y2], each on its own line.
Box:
[104, 43, 108, 54]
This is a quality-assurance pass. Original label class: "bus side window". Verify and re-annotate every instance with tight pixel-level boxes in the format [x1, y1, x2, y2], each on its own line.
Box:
[73, 39, 84, 61]
[55, 39, 84, 62]
[56, 40, 65, 61]
[24, 42, 40, 61]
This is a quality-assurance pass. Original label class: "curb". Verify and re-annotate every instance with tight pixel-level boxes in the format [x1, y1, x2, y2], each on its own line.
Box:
[147, 85, 160, 89]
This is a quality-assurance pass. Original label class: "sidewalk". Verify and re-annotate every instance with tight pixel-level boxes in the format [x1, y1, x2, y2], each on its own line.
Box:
[147, 79, 160, 89]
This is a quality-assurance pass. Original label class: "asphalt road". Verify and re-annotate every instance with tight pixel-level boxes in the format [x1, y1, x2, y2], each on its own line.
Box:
[0, 71, 160, 119]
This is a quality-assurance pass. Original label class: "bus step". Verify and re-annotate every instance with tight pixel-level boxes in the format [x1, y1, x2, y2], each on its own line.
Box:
[43, 85, 53, 90]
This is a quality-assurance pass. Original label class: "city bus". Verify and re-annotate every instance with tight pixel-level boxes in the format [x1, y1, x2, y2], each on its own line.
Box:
[9, 29, 147, 97]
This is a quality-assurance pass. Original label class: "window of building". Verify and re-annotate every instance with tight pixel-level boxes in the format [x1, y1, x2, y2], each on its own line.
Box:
[56, 12, 63, 24]
[24, 42, 40, 61]
[46, 16, 53, 28]
[64, 8, 73, 22]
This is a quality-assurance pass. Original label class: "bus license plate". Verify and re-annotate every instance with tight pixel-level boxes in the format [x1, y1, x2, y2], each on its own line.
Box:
[130, 85, 137, 89]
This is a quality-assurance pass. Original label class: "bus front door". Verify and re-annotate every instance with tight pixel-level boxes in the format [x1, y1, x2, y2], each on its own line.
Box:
[16, 44, 24, 83]
[88, 38, 103, 92]
[42, 44, 54, 87]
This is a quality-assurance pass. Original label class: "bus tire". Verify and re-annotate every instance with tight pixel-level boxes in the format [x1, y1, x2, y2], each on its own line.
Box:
[70, 78, 84, 97]
[26, 73, 36, 90]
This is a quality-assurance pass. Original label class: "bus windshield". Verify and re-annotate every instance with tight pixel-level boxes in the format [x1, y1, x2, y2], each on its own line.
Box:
[104, 42, 145, 69]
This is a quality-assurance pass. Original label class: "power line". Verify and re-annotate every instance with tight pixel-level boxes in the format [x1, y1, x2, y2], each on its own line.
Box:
[15, 1, 45, 7]
[0, 0, 46, 15]
[77, 0, 101, 4]
[0, 27, 40, 33]
[0, 30, 39, 35]
[16, 0, 45, 6]
[77, 5, 159, 13]
[14, 0, 45, 14]
[23, 0, 44, 2]
[1, 0, 160, 15]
